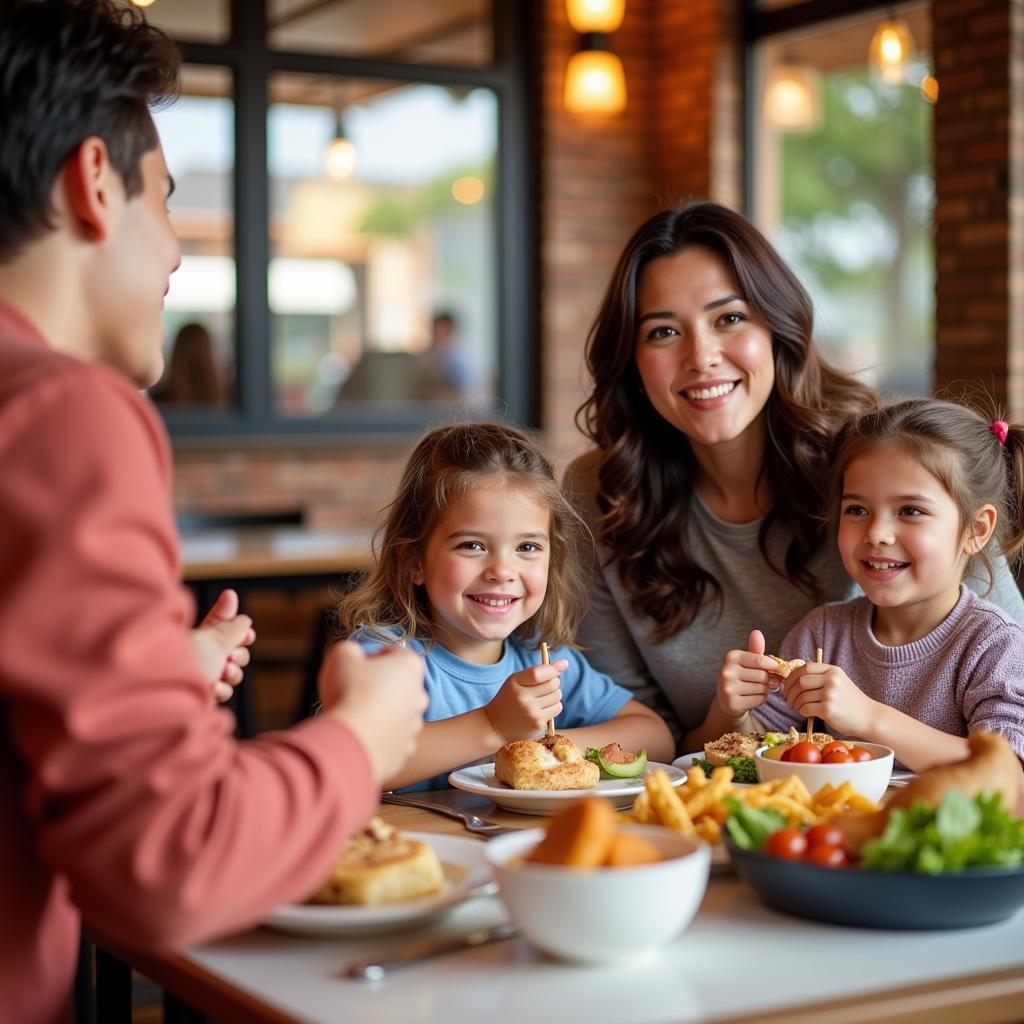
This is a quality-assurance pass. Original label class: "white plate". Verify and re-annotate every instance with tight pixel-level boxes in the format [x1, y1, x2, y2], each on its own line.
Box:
[672, 752, 758, 788]
[262, 832, 492, 938]
[447, 761, 686, 815]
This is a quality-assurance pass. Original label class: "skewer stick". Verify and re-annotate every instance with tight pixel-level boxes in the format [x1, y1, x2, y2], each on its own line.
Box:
[540, 642, 554, 737]
[808, 647, 823, 743]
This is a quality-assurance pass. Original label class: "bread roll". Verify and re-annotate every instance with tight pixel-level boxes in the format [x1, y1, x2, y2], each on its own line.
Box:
[494, 734, 600, 791]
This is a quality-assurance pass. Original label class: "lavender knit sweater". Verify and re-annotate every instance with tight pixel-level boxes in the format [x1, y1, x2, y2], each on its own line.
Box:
[758, 586, 1024, 760]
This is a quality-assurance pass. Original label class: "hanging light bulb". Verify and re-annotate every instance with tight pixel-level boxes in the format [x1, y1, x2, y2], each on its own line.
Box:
[564, 0, 627, 114]
[566, 0, 625, 33]
[324, 114, 356, 181]
[564, 37, 627, 113]
[869, 14, 914, 86]
[764, 60, 821, 134]
[131, 0, 157, 6]
[920, 74, 939, 104]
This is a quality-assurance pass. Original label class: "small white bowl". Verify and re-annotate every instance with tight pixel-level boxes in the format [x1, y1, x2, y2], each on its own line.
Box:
[485, 825, 710, 964]
[754, 741, 894, 803]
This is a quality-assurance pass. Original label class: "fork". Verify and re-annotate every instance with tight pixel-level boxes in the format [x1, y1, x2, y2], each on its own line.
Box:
[380, 792, 520, 836]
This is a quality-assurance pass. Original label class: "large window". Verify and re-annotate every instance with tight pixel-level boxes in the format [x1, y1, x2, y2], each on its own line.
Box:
[748, 2, 933, 396]
[151, 65, 235, 409]
[148, 0, 534, 438]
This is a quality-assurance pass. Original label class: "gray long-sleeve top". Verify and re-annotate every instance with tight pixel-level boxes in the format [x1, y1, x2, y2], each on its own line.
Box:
[564, 449, 1024, 751]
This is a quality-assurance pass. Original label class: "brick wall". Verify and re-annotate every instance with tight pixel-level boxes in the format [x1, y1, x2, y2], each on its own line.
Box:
[933, 0, 1024, 417]
[171, 0, 742, 526]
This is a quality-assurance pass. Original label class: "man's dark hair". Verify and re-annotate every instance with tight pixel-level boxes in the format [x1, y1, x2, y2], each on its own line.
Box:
[0, 0, 180, 260]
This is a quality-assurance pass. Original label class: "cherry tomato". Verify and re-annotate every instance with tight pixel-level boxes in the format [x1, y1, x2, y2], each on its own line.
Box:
[806, 843, 847, 868]
[788, 741, 823, 764]
[779, 745, 794, 762]
[764, 827, 809, 860]
[805, 823, 845, 849]
[823, 749, 853, 764]
[820, 741, 849, 758]
[849, 746, 873, 762]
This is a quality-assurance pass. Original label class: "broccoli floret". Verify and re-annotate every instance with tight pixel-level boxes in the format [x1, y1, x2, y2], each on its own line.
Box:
[725, 756, 759, 784]
[691, 755, 758, 784]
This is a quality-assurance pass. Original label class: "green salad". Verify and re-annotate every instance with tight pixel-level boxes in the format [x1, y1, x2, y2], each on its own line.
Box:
[862, 790, 1024, 873]
[724, 789, 1024, 874]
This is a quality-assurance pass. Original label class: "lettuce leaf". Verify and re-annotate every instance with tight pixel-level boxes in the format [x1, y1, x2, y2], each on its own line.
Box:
[862, 789, 1024, 873]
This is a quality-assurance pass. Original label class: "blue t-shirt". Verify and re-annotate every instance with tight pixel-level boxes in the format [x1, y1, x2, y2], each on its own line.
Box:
[351, 630, 633, 791]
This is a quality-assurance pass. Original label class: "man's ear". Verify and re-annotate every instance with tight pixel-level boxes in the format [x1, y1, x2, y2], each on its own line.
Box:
[963, 504, 997, 555]
[61, 137, 117, 242]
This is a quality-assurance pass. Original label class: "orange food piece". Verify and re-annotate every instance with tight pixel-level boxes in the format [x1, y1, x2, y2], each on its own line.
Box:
[526, 796, 617, 868]
[603, 832, 662, 867]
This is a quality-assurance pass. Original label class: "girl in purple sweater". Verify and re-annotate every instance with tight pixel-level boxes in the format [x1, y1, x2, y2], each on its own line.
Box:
[716, 397, 1024, 774]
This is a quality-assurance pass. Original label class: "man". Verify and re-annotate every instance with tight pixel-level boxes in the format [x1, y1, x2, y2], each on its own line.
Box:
[0, 3, 427, 1022]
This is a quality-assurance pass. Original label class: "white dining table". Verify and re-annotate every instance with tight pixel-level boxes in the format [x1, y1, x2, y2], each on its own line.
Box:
[97, 802, 1024, 1024]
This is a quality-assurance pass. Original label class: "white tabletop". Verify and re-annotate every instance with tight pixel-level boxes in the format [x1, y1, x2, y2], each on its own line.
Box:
[182, 875, 1024, 1024]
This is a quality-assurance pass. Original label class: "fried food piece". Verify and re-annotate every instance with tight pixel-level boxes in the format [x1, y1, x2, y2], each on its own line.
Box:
[834, 730, 1021, 857]
[495, 734, 601, 791]
[646, 769, 695, 835]
[703, 731, 759, 766]
[604, 832, 662, 867]
[526, 796, 617, 867]
[306, 817, 444, 906]
[769, 656, 806, 679]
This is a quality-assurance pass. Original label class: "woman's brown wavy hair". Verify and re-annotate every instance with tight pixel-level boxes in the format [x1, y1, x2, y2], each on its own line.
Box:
[340, 421, 589, 650]
[576, 200, 880, 642]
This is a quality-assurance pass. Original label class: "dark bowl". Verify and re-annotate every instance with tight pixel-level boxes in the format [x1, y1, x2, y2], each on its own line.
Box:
[726, 840, 1024, 930]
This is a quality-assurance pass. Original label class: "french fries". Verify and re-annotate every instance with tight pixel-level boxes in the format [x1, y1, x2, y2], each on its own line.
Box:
[621, 768, 879, 842]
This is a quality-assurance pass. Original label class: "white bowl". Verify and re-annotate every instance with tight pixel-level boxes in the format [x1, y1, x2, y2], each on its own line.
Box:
[485, 825, 710, 963]
[754, 741, 894, 803]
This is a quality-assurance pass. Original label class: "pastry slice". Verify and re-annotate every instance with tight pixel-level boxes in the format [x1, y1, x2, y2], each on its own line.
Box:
[306, 817, 444, 906]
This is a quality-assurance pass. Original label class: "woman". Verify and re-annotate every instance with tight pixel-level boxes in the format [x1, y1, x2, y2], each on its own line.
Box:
[564, 200, 1024, 753]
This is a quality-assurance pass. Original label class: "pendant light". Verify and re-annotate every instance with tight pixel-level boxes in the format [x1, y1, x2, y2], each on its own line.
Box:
[563, 0, 627, 114]
[764, 59, 821, 134]
[869, 11, 915, 86]
[325, 112, 357, 181]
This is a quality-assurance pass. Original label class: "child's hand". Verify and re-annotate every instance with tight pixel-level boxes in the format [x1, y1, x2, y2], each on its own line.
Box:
[484, 660, 566, 744]
[189, 588, 256, 702]
[782, 662, 878, 737]
[716, 629, 781, 719]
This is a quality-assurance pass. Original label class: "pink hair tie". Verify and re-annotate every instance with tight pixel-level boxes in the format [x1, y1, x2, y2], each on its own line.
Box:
[991, 420, 1009, 447]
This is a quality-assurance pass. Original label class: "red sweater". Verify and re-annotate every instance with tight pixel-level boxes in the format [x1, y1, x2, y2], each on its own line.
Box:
[0, 301, 376, 1024]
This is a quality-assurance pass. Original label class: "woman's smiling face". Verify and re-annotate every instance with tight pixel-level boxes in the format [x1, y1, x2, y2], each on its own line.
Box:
[633, 245, 775, 453]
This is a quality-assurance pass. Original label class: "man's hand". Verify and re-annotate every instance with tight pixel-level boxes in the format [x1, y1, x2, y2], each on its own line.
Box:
[189, 588, 256, 702]
[320, 642, 428, 785]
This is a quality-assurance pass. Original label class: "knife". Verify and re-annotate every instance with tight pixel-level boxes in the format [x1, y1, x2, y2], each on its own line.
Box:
[340, 921, 518, 981]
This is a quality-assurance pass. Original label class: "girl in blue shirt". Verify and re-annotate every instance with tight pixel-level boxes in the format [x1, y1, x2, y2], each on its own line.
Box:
[341, 421, 674, 790]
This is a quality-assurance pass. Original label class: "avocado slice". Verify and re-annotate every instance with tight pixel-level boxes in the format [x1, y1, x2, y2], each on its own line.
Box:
[585, 746, 649, 779]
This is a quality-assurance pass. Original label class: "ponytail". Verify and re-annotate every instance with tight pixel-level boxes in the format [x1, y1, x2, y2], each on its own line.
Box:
[998, 421, 1024, 569]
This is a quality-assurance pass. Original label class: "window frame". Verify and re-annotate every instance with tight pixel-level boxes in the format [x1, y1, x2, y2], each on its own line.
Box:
[161, 0, 538, 441]
[741, 0, 908, 211]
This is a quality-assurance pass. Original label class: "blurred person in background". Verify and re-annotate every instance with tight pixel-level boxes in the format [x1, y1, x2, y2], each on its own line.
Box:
[423, 308, 474, 399]
[150, 321, 224, 406]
